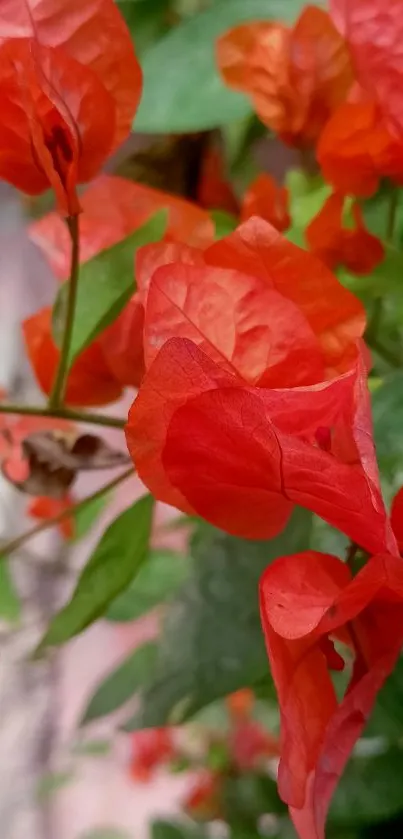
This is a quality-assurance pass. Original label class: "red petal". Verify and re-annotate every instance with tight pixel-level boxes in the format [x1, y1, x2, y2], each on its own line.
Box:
[23, 307, 122, 407]
[99, 295, 145, 390]
[28, 494, 74, 539]
[144, 262, 324, 386]
[241, 174, 291, 232]
[206, 217, 366, 375]
[30, 176, 214, 277]
[0, 0, 142, 147]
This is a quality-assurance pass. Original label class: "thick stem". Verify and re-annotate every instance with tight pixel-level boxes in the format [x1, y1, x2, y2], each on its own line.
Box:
[48, 215, 80, 408]
[0, 467, 134, 560]
[0, 402, 125, 430]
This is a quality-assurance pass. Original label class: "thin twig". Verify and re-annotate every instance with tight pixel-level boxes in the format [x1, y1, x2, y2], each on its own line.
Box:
[0, 402, 125, 429]
[48, 215, 80, 408]
[0, 467, 134, 561]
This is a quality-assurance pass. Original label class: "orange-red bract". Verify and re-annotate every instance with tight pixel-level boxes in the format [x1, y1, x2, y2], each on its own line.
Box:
[259, 548, 403, 839]
[241, 174, 290, 232]
[306, 192, 384, 274]
[317, 101, 403, 197]
[129, 729, 175, 783]
[23, 307, 123, 407]
[124, 220, 394, 552]
[30, 175, 215, 277]
[391, 487, 403, 554]
[216, 6, 353, 147]
[330, 0, 403, 138]
[197, 143, 239, 215]
[0, 412, 74, 486]
[28, 494, 74, 539]
[0, 1, 142, 214]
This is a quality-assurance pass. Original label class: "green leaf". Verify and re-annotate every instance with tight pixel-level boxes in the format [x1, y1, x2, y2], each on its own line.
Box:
[71, 739, 111, 757]
[36, 770, 73, 801]
[211, 210, 238, 240]
[81, 641, 157, 724]
[365, 657, 403, 740]
[70, 492, 111, 543]
[371, 372, 403, 480]
[135, 0, 312, 133]
[330, 747, 403, 827]
[123, 508, 311, 730]
[53, 211, 167, 365]
[118, 0, 171, 56]
[36, 495, 154, 653]
[152, 823, 206, 839]
[0, 560, 20, 624]
[222, 773, 286, 824]
[107, 550, 190, 622]
[78, 830, 131, 839]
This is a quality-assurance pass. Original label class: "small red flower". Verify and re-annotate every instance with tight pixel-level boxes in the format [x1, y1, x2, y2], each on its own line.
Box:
[0, 1, 142, 215]
[28, 495, 74, 539]
[217, 6, 353, 147]
[23, 307, 123, 407]
[241, 174, 291, 232]
[306, 193, 384, 274]
[317, 101, 403, 197]
[197, 143, 239, 216]
[183, 771, 223, 820]
[129, 728, 175, 783]
[260, 547, 403, 839]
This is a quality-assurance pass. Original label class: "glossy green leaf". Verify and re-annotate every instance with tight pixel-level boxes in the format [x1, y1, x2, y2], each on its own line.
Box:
[70, 492, 111, 543]
[107, 550, 190, 622]
[118, 0, 171, 56]
[0, 560, 20, 624]
[123, 508, 311, 730]
[371, 372, 403, 479]
[135, 0, 312, 133]
[330, 747, 403, 827]
[36, 495, 154, 653]
[81, 641, 157, 724]
[53, 212, 167, 365]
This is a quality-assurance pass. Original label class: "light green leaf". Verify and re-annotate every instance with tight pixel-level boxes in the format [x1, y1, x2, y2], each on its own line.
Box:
[135, 0, 313, 133]
[107, 550, 190, 622]
[37, 770, 73, 801]
[81, 641, 157, 724]
[0, 560, 20, 624]
[71, 491, 111, 543]
[123, 508, 311, 730]
[36, 495, 154, 653]
[53, 211, 167, 365]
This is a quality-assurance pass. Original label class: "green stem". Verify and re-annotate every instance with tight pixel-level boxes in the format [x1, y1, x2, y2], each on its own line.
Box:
[48, 215, 80, 408]
[0, 402, 125, 430]
[386, 188, 399, 242]
[0, 466, 134, 560]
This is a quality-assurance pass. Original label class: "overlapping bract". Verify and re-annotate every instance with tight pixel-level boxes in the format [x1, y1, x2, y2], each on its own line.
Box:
[216, 6, 353, 147]
[123, 218, 397, 553]
[241, 174, 290, 232]
[306, 192, 384, 273]
[0, 0, 142, 214]
[260, 546, 403, 839]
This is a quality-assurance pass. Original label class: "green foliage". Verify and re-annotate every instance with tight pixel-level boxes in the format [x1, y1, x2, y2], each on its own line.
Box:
[81, 641, 157, 724]
[371, 372, 403, 481]
[0, 560, 20, 624]
[331, 747, 403, 827]
[211, 210, 238, 239]
[53, 212, 167, 365]
[135, 0, 310, 133]
[122, 508, 312, 730]
[107, 549, 190, 622]
[36, 495, 154, 653]
[70, 491, 111, 542]
[36, 770, 74, 801]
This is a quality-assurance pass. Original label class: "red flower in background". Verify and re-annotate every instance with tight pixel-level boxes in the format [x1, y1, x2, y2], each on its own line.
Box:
[306, 192, 384, 273]
[241, 174, 290, 232]
[28, 495, 74, 539]
[330, 0, 403, 140]
[317, 101, 403, 197]
[217, 6, 353, 147]
[23, 308, 123, 407]
[260, 547, 403, 839]
[124, 219, 394, 552]
[0, 1, 142, 215]
[129, 728, 176, 782]
[197, 143, 239, 216]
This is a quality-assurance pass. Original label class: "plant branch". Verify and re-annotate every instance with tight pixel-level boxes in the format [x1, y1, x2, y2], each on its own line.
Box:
[0, 402, 125, 429]
[0, 466, 134, 561]
[48, 215, 80, 409]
